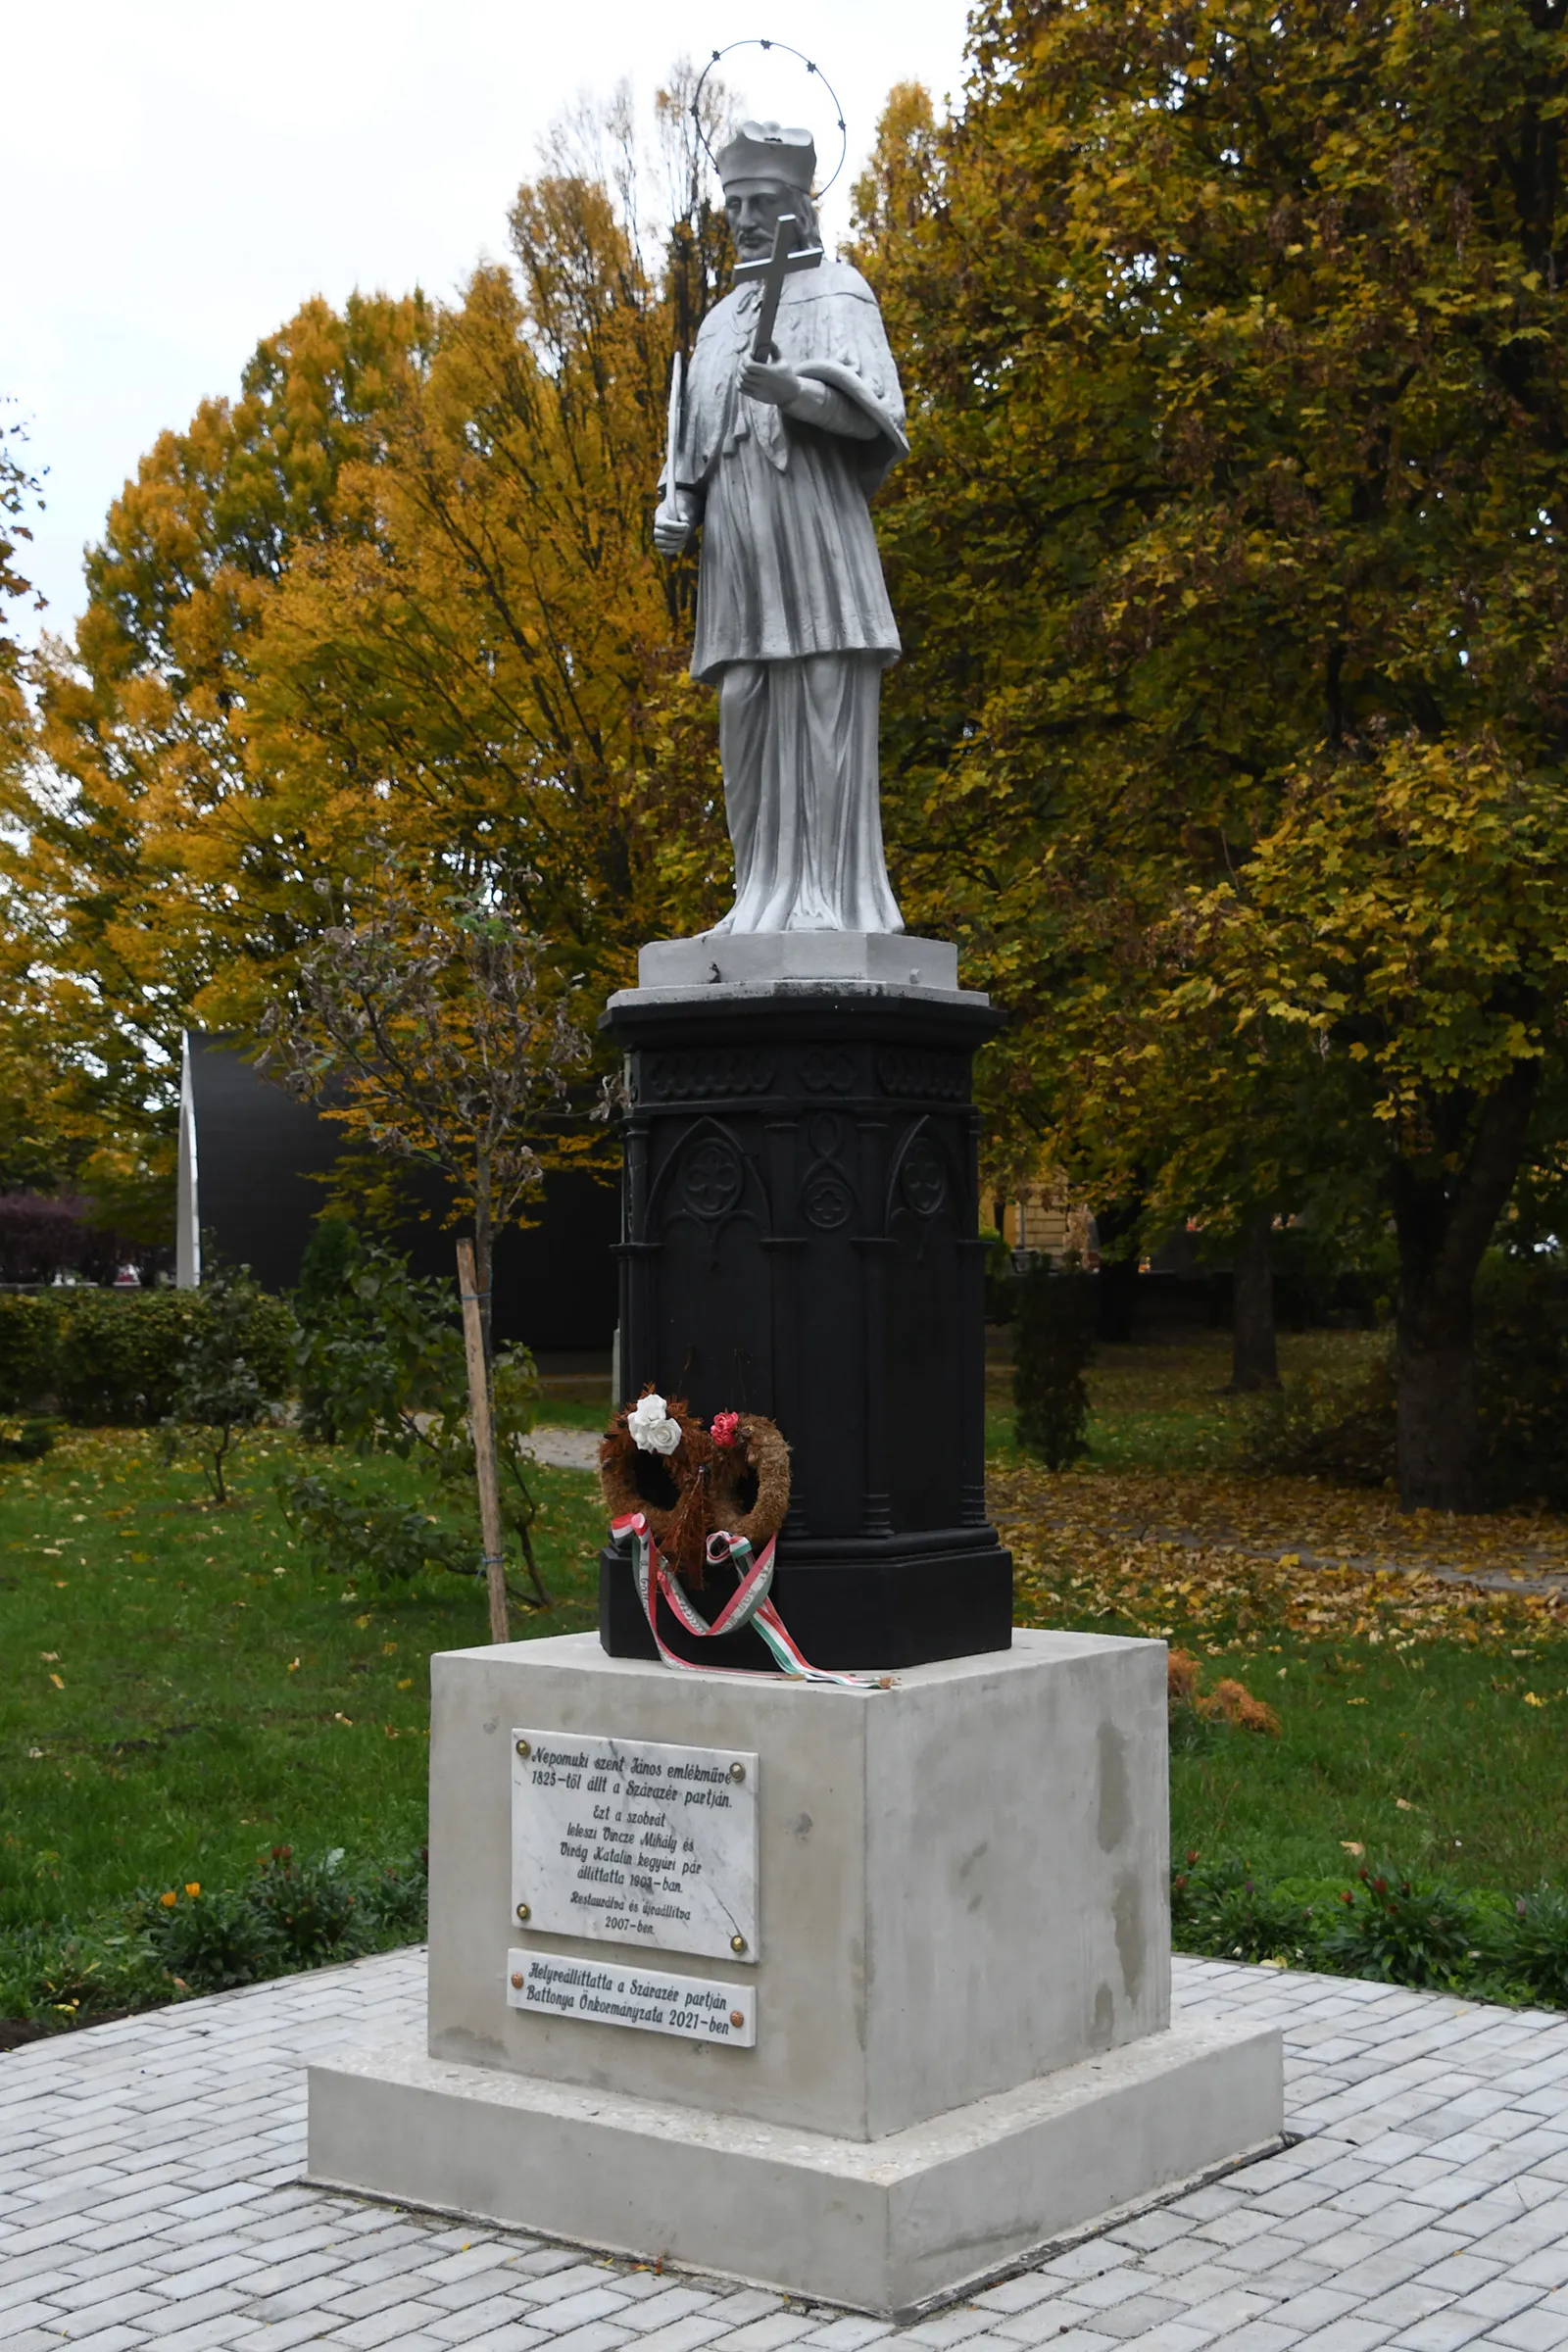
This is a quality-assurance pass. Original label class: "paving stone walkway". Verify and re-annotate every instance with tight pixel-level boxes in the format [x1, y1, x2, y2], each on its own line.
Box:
[4, 1948, 1567, 2352]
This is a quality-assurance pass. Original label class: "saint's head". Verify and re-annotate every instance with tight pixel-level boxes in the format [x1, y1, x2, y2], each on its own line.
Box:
[717, 121, 820, 264]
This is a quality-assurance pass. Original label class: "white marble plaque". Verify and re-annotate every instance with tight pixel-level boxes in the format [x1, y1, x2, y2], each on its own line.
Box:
[511, 1728, 759, 1962]
[507, 1948, 756, 2045]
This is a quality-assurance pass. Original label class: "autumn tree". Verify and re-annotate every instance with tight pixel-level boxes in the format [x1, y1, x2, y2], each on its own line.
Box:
[0, 296, 433, 1220]
[240, 73, 736, 1004]
[859, 2, 1568, 1508]
[2, 73, 734, 1225]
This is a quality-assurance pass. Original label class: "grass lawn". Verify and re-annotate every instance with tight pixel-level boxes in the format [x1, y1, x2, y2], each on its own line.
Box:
[5, 1329, 1567, 2029]
[1, 1426, 605, 1953]
[992, 1331, 1568, 1901]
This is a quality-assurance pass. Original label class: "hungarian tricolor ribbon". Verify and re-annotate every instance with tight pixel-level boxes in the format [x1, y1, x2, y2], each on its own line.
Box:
[609, 1511, 891, 1690]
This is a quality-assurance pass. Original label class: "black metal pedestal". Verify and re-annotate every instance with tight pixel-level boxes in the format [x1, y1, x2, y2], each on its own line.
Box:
[597, 978, 1012, 1671]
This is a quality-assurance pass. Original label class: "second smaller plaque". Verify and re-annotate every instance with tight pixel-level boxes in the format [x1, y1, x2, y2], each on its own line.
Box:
[512, 1729, 759, 1962]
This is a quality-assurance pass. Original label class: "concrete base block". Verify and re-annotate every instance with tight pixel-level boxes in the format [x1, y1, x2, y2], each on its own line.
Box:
[309, 2011, 1284, 2317]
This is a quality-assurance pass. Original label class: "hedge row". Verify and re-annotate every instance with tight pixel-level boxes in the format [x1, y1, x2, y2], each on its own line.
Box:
[0, 1288, 294, 1425]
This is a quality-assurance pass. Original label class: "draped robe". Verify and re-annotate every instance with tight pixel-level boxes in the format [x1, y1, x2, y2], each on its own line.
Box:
[672, 259, 908, 935]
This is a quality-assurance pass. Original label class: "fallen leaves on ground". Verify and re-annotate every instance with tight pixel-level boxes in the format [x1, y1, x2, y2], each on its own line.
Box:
[991, 1463, 1568, 1650]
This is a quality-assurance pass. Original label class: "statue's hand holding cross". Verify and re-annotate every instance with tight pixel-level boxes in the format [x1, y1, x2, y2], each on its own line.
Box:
[735, 213, 823, 402]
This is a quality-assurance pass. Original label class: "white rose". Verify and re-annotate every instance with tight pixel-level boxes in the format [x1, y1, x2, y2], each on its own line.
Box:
[627, 1393, 682, 1455]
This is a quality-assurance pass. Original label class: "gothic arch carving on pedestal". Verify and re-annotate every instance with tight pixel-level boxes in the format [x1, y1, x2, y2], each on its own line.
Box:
[883, 1114, 964, 1236]
[645, 1116, 771, 1255]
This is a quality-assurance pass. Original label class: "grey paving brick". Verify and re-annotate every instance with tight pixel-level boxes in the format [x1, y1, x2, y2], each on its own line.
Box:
[1082, 2297, 1190, 2340]
[614, 2320, 732, 2352]
[617, 2289, 726, 2333]
[52, 2328, 157, 2352]
[48, 2289, 165, 2329]
[443, 2330, 558, 2352]
[1382, 2317, 1494, 2351]
[906, 2312, 1019, 2346]
[513, 2266, 629, 2306]
[710, 2320, 816, 2352]
[974, 2278, 1070, 2318]
[231, 2320, 341, 2351]
[328, 2305, 458, 2349]
[1294, 2323, 1411, 2352]
[539, 2327, 634, 2352]
[799, 2319, 897, 2347]
[1485, 2311, 1568, 2352]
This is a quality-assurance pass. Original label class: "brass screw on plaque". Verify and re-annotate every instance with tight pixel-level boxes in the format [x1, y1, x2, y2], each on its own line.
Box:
[516, 1902, 531, 1922]
[730, 1933, 748, 1953]
[729, 2009, 745, 2028]
[511, 1972, 524, 1989]
[515, 1739, 530, 1758]
[728, 1761, 746, 1783]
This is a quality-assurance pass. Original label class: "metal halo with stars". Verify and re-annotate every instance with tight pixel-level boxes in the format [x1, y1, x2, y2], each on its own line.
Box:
[692, 38, 850, 199]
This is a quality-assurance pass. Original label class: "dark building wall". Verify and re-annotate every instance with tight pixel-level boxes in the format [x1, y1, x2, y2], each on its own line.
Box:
[186, 1036, 617, 1352]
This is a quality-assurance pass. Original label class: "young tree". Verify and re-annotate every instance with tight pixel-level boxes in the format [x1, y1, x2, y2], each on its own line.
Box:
[263, 871, 593, 1632]
[859, 0, 1568, 1508]
[265, 873, 593, 1355]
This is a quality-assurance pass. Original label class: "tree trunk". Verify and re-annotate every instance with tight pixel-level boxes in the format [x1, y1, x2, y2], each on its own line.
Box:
[1390, 1065, 1537, 1513]
[1227, 1206, 1280, 1393]
[474, 1160, 494, 1372]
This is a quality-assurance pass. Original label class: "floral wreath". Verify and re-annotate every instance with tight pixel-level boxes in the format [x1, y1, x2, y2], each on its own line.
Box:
[598, 1390, 791, 1585]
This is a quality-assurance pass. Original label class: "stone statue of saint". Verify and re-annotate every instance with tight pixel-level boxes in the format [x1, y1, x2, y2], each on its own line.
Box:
[654, 122, 907, 936]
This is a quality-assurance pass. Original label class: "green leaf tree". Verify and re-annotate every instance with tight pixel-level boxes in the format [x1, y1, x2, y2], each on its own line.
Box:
[859, 0, 1568, 1508]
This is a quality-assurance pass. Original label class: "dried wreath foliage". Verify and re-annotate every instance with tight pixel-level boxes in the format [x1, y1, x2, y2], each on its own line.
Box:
[599, 1398, 791, 1584]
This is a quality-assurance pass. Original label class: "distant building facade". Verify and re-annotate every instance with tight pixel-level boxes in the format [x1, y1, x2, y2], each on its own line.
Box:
[175, 1033, 616, 1357]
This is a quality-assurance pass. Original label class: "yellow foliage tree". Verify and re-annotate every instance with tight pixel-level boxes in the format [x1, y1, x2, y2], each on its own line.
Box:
[2, 73, 735, 1235]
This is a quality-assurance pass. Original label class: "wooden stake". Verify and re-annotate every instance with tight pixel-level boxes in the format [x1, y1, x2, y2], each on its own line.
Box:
[457, 1237, 510, 1644]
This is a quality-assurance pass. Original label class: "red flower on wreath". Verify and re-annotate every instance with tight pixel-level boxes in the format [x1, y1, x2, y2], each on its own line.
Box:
[710, 1411, 741, 1449]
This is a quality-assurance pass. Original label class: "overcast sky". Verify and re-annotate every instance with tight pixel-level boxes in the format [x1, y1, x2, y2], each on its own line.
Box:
[6, 0, 972, 647]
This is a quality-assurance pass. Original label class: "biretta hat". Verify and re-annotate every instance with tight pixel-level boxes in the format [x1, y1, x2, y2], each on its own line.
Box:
[715, 120, 816, 191]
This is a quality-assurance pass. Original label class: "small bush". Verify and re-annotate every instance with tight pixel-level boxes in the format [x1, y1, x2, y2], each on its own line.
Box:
[1317, 1867, 1477, 1989]
[1171, 1855, 1321, 1967]
[161, 1259, 284, 1501]
[1012, 1267, 1096, 1468]
[290, 1226, 470, 1452]
[141, 1881, 284, 1993]
[277, 1467, 483, 1592]
[0, 1417, 55, 1462]
[1172, 1851, 1568, 2006]
[1238, 1348, 1397, 1485]
[1473, 1254, 1568, 1507]
[1493, 1885, 1568, 2007]
[249, 1845, 366, 1968]
[285, 1225, 547, 1606]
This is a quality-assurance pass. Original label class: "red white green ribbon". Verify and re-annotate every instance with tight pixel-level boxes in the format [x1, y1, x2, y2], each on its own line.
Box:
[610, 1511, 891, 1690]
